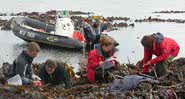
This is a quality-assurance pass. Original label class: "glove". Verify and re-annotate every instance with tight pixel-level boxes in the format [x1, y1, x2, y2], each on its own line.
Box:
[32, 74, 41, 81]
[106, 56, 117, 62]
[143, 61, 152, 68]
[105, 56, 117, 65]
[32, 81, 42, 87]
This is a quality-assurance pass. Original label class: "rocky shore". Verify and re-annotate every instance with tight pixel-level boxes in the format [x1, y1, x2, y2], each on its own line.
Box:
[135, 16, 185, 23]
[0, 18, 12, 30]
[1, 10, 185, 31]
[0, 10, 135, 31]
[153, 10, 185, 14]
[0, 58, 184, 99]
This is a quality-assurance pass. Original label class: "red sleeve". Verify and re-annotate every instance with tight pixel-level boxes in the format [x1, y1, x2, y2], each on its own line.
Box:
[150, 44, 170, 65]
[143, 48, 152, 65]
[87, 51, 100, 70]
[150, 47, 170, 65]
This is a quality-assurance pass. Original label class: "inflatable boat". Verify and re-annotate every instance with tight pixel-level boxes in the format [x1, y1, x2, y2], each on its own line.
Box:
[11, 11, 84, 49]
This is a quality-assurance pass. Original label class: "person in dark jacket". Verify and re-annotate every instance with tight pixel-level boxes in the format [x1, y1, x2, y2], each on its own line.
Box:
[83, 21, 96, 52]
[9, 42, 41, 85]
[38, 59, 72, 89]
[140, 32, 180, 77]
[87, 35, 118, 83]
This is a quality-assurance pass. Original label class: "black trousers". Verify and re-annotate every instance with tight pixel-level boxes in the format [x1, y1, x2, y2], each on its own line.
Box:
[95, 67, 114, 83]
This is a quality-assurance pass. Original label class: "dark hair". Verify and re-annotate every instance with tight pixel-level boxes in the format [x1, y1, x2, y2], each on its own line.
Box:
[45, 59, 57, 68]
[141, 35, 154, 49]
[27, 42, 40, 52]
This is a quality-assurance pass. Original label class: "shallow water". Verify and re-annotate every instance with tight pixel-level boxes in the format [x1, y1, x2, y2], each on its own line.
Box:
[0, 0, 185, 71]
[0, 21, 185, 71]
[0, 30, 82, 71]
[1, 0, 185, 17]
[108, 22, 185, 64]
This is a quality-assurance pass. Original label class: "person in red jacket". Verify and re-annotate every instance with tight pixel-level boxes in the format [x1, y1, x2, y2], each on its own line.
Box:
[87, 35, 118, 83]
[140, 32, 180, 77]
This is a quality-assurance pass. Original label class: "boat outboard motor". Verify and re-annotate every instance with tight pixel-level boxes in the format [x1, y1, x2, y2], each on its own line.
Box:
[55, 11, 74, 37]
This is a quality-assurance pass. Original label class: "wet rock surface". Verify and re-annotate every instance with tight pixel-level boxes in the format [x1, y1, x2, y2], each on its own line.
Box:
[3, 10, 185, 32]
[0, 18, 12, 30]
[0, 10, 135, 32]
[153, 10, 185, 14]
[135, 16, 185, 23]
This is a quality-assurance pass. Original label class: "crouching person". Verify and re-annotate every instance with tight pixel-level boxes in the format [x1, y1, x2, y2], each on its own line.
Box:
[140, 32, 180, 77]
[38, 59, 72, 89]
[8, 42, 41, 85]
[87, 36, 118, 83]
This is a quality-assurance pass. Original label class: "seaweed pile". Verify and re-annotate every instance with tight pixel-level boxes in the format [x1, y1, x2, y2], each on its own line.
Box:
[0, 18, 12, 30]
[0, 10, 135, 31]
[0, 58, 185, 98]
[2, 10, 185, 31]
[135, 16, 185, 23]
[24, 10, 134, 29]
[153, 10, 185, 14]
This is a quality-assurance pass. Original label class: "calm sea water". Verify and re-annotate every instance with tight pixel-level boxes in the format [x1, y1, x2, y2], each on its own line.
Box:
[1, 0, 185, 17]
[0, 0, 185, 71]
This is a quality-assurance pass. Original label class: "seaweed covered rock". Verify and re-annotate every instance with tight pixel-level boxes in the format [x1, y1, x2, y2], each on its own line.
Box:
[0, 58, 185, 98]
[0, 18, 13, 31]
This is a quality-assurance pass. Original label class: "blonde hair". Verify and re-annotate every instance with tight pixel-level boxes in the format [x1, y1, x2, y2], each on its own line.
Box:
[27, 42, 40, 52]
[99, 35, 114, 46]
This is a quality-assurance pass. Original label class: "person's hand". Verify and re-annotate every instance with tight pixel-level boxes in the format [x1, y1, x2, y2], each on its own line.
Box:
[110, 60, 116, 66]
[32, 74, 41, 81]
[107, 56, 117, 61]
[99, 61, 104, 66]
[143, 61, 151, 67]
[107, 56, 117, 66]
[136, 60, 142, 66]
[32, 81, 42, 87]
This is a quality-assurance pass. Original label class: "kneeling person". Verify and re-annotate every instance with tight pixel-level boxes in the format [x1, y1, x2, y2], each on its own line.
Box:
[39, 59, 72, 89]
[8, 42, 41, 85]
[87, 36, 118, 83]
[141, 32, 180, 77]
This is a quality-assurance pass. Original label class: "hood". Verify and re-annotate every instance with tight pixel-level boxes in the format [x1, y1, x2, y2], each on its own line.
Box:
[152, 32, 164, 44]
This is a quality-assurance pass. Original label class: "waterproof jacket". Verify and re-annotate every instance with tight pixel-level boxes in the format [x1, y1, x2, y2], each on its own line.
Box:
[38, 62, 72, 89]
[9, 50, 33, 84]
[143, 33, 180, 73]
[87, 45, 116, 82]
[83, 22, 95, 42]
[110, 75, 159, 92]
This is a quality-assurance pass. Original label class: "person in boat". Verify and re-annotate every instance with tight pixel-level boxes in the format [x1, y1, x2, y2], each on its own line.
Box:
[8, 42, 41, 85]
[92, 20, 101, 35]
[83, 18, 96, 51]
[87, 35, 119, 83]
[38, 59, 72, 89]
[140, 32, 180, 77]
[100, 21, 112, 33]
[93, 19, 111, 34]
